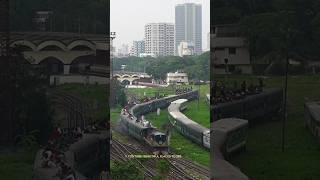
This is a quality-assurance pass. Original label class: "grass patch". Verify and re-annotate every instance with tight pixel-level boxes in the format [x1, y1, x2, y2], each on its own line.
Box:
[0, 150, 37, 180]
[184, 85, 210, 128]
[55, 83, 108, 122]
[111, 107, 121, 124]
[215, 75, 320, 180]
[126, 86, 174, 99]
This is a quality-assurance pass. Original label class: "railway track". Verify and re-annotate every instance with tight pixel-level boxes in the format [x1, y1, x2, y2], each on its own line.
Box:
[50, 91, 91, 130]
[111, 135, 209, 180]
[111, 139, 156, 178]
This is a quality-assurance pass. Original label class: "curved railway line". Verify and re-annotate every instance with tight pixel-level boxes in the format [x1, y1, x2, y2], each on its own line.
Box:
[111, 137, 209, 179]
[50, 90, 91, 130]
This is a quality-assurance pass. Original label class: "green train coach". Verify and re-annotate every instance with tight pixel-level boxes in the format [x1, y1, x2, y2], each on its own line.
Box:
[211, 118, 249, 180]
[305, 101, 320, 141]
[212, 89, 283, 122]
[168, 99, 210, 149]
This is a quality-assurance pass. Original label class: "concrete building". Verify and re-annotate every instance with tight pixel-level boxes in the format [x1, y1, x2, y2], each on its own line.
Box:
[8, 32, 109, 75]
[33, 11, 53, 31]
[207, 32, 210, 51]
[166, 71, 189, 85]
[117, 44, 129, 58]
[211, 24, 252, 74]
[139, 53, 156, 58]
[175, 3, 202, 55]
[144, 23, 174, 57]
[130, 40, 145, 57]
[178, 41, 194, 57]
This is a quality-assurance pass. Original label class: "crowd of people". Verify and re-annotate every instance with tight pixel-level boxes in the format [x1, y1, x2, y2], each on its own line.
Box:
[212, 78, 264, 105]
[175, 86, 193, 95]
[40, 124, 102, 180]
[122, 103, 152, 128]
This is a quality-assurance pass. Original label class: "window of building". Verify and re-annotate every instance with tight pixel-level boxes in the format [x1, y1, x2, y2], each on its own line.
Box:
[215, 48, 224, 51]
[229, 48, 236, 55]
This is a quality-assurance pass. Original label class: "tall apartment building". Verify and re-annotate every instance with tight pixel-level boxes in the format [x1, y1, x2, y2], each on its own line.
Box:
[144, 23, 174, 57]
[130, 40, 145, 57]
[117, 44, 129, 58]
[175, 3, 202, 55]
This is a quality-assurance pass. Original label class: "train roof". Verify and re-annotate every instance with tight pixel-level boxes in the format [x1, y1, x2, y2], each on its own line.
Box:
[188, 122, 209, 133]
[213, 88, 283, 108]
[168, 101, 209, 133]
[212, 118, 248, 132]
[122, 114, 156, 129]
[69, 134, 101, 152]
[171, 99, 188, 104]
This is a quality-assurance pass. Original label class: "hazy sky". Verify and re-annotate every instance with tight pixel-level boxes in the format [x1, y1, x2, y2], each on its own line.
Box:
[111, 0, 210, 51]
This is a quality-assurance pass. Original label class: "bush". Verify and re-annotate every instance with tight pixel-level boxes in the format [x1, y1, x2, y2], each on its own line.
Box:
[110, 161, 143, 180]
[156, 160, 170, 175]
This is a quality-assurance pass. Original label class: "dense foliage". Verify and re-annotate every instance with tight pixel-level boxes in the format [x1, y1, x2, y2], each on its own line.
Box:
[10, 0, 108, 34]
[110, 161, 143, 180]
[0, 47, 53, 145]
[212, 0, 320, 64]
[113, 52, 210, 81]
[110, 78, 127, 108]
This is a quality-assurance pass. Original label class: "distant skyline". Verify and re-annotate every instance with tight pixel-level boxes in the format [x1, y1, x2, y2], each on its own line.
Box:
[111, 0, 210, 51]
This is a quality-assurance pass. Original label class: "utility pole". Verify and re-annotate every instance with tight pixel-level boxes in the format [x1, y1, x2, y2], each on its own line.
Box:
[108, 32, 116, 114]
[198, 79, 200, 110]
[282, 28, 291, 153]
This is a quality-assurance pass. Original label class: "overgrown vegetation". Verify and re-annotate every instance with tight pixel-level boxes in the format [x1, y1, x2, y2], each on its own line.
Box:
[110, 161, 143, 180]
[56, 83, 108, 124]
[156, 160, 170, 177]
[110, 78, 127, 108]
[0, 48, 53, 179]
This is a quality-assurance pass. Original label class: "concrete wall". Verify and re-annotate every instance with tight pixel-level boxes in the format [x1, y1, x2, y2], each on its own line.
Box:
[213, 47, 250, 65]
[50, 75, 108, 85]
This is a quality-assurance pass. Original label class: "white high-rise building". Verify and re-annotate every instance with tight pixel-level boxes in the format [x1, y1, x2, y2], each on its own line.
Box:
[130, 40, 145, 57]
[117, 44, 129, 58]
[175, 3, 202, 55]
[144, 23, 174, 57]
[207, 32, 210, 51]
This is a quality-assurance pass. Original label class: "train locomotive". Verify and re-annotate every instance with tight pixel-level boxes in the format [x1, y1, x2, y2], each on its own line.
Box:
[120, 90, 199, 154]
[168, 99, 210, 149]
[120, 111, 169, 154]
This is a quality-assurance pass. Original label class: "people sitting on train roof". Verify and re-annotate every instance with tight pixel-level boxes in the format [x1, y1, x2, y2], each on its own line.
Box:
[54, 162, 76, 180]
[146, 121, 152, 128]
[212, 79, 265, 105]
